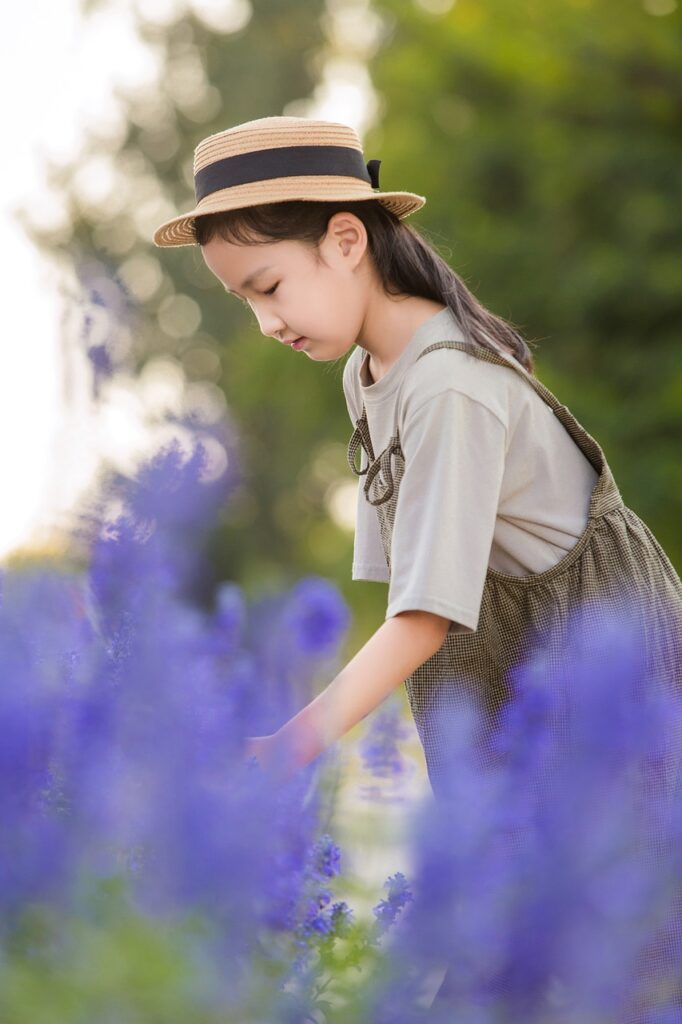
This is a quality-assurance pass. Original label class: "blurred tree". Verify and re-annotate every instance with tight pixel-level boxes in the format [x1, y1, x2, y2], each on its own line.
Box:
[365, 0, 682, 567]
[23, 0, 370, 626]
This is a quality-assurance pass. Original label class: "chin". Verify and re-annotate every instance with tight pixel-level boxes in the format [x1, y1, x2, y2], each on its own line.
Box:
[312, 349, 341, 363]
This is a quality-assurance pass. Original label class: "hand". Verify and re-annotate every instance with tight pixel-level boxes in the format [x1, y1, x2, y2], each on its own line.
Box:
[242, 731, 300, 784]
[242, 735, 273, 770]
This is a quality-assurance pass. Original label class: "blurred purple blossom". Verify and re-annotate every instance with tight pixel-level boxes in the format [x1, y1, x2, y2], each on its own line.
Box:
[0, 422, 355, 1016]
[76, 259, 138, 398]
[210, 581, 246, 654]
[276, 831, 355, 984]
[373, 871, 414, 937]
[365, 599, 682, 1022]
[85, 340, 114, 391]
[308, 832, 342, 879]
[280, 576, 351, 657]
[2, 377, 682, 1021]
[359, 695, 412, 780]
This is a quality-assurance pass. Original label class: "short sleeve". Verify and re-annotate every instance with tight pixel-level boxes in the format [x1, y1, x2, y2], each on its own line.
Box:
[352, 474, 390, 582]
[385, 388, 507, 634]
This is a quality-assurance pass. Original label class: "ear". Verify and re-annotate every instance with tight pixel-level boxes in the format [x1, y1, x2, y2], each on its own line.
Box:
[323, 211, 367, 266]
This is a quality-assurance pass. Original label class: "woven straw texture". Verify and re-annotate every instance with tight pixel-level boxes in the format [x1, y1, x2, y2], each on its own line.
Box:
[193, 117, 367, 174]
[153, 115, 426, 246]
[347, 339, 682, 1018]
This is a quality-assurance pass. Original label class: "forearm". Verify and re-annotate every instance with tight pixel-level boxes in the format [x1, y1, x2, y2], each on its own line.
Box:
[271, 610, 449, 774]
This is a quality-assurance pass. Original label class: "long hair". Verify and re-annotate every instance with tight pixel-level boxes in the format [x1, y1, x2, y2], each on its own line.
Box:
[193, 199, 537, 374]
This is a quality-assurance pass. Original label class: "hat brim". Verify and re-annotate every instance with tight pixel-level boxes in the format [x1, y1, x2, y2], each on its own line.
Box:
[153, 186, 426, 247]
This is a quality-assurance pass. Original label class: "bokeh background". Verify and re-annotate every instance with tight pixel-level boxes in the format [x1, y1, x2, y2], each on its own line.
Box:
[3, 0, 680, 805]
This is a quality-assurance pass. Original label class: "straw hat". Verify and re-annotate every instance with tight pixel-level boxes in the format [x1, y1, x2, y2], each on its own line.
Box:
[152, 115, 426, 247]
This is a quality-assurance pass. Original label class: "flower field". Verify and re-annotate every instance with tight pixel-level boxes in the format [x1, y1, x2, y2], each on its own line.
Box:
[1, 425, 681, 1023]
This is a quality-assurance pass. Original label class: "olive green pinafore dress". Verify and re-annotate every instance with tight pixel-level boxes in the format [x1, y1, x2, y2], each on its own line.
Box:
[347, 340, 682, 1015]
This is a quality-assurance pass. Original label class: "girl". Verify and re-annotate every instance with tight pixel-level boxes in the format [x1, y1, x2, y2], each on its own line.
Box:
[154, 115, 682, 1010]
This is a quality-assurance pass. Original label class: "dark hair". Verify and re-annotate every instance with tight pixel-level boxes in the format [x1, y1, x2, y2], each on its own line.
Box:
[193, 199, 537, 374]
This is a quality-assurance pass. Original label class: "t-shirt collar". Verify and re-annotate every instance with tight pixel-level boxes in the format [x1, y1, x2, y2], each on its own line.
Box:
[356, 306, 457, 402]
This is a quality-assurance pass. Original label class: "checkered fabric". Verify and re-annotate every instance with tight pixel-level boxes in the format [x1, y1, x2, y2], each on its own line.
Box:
[347, 340, 682, 1019]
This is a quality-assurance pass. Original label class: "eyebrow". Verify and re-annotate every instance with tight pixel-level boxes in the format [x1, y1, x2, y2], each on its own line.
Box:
[223, 264, 274, 297]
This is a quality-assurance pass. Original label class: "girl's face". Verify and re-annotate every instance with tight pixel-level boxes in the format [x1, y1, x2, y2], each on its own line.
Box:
[200, 212, 370, 360]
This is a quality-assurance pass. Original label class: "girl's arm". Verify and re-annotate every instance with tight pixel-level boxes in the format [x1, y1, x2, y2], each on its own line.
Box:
[250, 610, 450, 781]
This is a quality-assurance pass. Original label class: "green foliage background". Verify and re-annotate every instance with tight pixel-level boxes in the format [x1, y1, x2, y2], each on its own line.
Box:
[368, 0, 682, 572]
[33, 0, 681, 658]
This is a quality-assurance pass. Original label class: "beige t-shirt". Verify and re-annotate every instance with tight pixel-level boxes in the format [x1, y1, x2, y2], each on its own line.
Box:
[342, 306, 600, 635]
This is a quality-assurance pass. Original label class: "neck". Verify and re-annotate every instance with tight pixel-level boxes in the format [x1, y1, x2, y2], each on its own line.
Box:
[356, 295, 448, 384]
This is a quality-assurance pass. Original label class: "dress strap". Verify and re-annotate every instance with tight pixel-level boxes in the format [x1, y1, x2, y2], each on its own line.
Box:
[415, 339, 566, 412]
[347, 409, 375, 474]
[363, 436, 403, 505]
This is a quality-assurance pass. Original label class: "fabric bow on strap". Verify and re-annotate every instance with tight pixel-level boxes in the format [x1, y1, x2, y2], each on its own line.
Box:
[347, 414, 401, 506]
[362, 440, 401, 505]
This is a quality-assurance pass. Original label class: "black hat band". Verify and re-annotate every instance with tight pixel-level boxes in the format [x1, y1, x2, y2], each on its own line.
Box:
[194, 145, 381, 202]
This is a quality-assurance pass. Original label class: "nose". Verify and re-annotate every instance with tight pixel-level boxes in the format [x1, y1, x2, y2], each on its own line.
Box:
[253, 307, 286, 340]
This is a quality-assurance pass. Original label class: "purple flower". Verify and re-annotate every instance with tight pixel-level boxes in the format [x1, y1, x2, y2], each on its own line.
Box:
[0, 419, 354, 1019]
[359, 696, 412, 780]
[367, 599, 682, 1020]
[280, 831, 352, 986]
[373, 871, 414, 935]
[211, 582, 246, 654]
[76, 260, 139, 398]
[330, 899, 353, 935]
[308, 833, 342, 879]
[280, 576, 351, 657]
[86, 340, 114, 389]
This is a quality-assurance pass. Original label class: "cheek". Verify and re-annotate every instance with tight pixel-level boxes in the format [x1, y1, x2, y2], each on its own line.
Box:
[311, 277, 360, 324]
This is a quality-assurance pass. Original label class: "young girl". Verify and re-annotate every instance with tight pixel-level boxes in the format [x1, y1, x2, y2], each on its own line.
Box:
[154, 115, 682, 1008]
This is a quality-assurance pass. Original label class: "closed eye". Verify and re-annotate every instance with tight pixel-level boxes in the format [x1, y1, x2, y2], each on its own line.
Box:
[224, 283, 278, 304]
